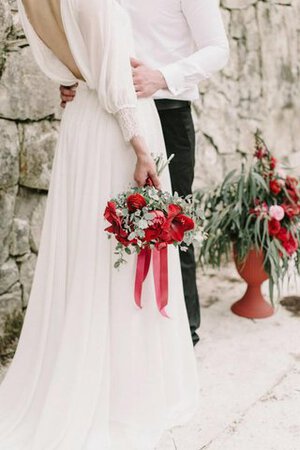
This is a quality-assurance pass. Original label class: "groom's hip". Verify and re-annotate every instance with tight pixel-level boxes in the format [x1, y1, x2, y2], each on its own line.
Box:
[154, 98, 191, 111]
[154, 99, 195, 197]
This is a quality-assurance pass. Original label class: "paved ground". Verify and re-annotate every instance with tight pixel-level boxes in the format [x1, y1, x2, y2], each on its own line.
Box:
[158, 265, 300, 450]
[1, 265, 299, 450]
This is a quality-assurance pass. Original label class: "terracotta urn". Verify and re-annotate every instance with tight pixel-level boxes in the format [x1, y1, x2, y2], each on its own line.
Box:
[232, 248, 274, 319]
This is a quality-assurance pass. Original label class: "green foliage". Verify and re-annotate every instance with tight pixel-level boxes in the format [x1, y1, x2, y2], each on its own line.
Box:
[197, 132, 300, 304]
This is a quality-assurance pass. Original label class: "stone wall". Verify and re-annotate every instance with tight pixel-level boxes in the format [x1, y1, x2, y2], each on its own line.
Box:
[0, 0, 299, 326]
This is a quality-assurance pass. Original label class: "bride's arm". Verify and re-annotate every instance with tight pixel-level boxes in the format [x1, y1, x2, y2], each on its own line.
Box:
[76, 0, 160, 187]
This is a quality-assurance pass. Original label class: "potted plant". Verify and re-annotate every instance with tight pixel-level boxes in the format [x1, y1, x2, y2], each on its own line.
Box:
[198, 132, 300, 318]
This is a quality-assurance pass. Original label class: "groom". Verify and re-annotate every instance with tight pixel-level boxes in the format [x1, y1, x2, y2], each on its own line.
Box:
[60, 0, 229, 345]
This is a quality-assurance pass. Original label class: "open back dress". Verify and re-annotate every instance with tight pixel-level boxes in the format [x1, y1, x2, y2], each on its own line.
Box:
[0, 1, 199, 448]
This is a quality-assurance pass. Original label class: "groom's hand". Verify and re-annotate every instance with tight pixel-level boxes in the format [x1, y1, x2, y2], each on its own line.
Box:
[131, 58, 167, 98]
[60, 83, 78, 108]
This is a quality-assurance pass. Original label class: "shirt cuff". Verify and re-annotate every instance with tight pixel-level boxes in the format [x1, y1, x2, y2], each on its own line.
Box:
[159, 63, 186, 97]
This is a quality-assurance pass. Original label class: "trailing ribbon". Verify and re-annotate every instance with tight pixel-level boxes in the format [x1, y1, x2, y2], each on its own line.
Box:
[134, 247, 169, 317]
[134, 247, 151, 309]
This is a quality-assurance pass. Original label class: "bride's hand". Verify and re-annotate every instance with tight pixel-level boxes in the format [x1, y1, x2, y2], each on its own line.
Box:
[131, 137, 161, 189]
[134, 153, 161, 189]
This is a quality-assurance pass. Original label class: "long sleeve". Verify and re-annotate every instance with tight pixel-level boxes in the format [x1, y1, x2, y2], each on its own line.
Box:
[75, 0, 142, 142]
[159, 0, 229, 97]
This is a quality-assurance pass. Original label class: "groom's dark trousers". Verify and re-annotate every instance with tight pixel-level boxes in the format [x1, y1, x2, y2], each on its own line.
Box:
[155, 99, 200, 345]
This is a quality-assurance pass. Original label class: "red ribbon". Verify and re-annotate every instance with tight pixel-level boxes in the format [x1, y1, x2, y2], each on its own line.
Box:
[134, 247, 169, 317]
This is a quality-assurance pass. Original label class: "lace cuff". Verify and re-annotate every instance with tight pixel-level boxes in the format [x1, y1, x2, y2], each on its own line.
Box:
[114, 107, 142, 142]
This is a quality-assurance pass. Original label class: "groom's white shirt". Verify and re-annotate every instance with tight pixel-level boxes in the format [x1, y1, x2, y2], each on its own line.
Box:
[120, 0, 229, 101]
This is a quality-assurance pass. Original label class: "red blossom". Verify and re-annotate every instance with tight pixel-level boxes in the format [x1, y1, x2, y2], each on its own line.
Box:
[250, 201, 268, 217]
[282, 203, 300, 219]
[104, 201, 129, 241]
[269, 156, 277, 170]
[127, 193, 147, 212]
[282, 233, 298, 256]
[161, 204, 195, 243]
[255, 147, 267, 159]
[284, 176, 300, 203]
[286, 176, 299, 190]
[144, 210, 166, 242]
[269, 179, 282, 196]
[286, 188, 299, 204]
[277, 227, 290, 243]
[115, 235, 132, 247]
[268, 218, 281, 237]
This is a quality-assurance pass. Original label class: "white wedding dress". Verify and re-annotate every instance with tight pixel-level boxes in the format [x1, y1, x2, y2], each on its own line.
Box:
[0, 0, 199, 448]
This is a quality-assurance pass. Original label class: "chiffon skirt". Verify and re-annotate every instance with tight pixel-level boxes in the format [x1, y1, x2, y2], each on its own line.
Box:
[0, 83, 199, 449]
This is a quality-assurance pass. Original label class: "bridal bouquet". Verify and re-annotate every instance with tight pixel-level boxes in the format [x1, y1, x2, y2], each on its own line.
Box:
[104, 155, 204, 316]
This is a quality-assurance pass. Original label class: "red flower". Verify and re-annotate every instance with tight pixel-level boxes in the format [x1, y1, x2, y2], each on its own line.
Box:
[286, 188, 299, 203]
[249, 201, 268, 217]
[268, 218, 281, 237]
[277, 227, 290, 243]
[144, 210, 166, 242]
[270, 156, 277, 170]
[162, 204, 195, 243]
[104, 201, 127, 238]
[104, 201, 121, 228]
[282, 203, 300, 219]
[127, 193, 147, 212]
[269, 179, 282, 195]
[282, 233, 298, 256]
[116, 235, 131, 247]
[286, 176, 299, 190]
[255, 147, 267, 159]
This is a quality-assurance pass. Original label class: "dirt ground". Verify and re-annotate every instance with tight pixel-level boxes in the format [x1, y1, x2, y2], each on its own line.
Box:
[158, 264, 300, 450]
[1, 264, 299, 450]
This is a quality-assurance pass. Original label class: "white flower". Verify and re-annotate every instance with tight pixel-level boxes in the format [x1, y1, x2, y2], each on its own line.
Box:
[269, 205, 285, 221]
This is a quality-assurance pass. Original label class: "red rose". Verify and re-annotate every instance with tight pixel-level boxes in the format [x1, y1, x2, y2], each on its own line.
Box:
[282, 233, 298, 256]
[270, 156, 277, 170]
[127, 193, 147, 212]
[268, 218, 281, 237]
[282, 203, 300, 219]
[144, 210, 166, 242]
[277, 227, 290, 243]
[269, 179, 282, 195]
[104, 201, 127, 238]
[162, 204, 195, 243]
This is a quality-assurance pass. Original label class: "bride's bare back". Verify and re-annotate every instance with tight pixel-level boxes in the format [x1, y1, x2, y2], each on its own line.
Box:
[22, 0, 84, 80]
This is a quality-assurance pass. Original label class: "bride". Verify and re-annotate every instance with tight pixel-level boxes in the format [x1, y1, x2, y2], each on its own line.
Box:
[0, 0, 199, 448]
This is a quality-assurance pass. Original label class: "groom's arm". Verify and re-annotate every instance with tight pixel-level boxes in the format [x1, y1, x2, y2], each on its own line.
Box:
[131, 0, 229, 98]
[159, 0, 229, 97]
[61, 0, 229, 102]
